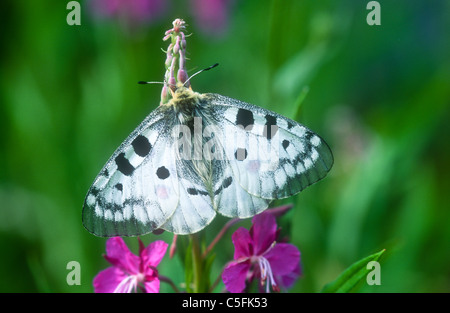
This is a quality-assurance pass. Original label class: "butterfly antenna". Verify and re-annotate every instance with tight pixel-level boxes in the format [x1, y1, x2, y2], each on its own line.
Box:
[183, 63, 219, 87]
[138, 81, 164, 85]
[138, 80, 177, 89]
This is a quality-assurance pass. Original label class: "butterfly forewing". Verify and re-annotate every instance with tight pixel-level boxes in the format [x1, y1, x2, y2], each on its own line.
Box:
[82, 108, 180, 237]
[207, 94, 333, 201]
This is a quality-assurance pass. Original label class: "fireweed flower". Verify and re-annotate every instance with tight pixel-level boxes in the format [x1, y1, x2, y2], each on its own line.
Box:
[88, 0, 232, 36]
[222, 212, 301, 293]
[88, 0, 168, 29]
[93, 237, 168, 293]
[190, 0, 234, 35]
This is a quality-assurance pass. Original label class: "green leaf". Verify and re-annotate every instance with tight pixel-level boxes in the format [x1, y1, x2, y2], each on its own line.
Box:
[321, 249, 386, 293]
[293, 86, 309, 121]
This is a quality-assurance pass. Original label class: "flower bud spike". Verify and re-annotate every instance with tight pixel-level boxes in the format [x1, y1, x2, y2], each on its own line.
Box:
[169, 234, 178, 259]
[160, 18, 191, 104]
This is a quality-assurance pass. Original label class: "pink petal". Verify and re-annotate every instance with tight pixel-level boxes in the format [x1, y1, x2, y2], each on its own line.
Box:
[140, 240, 168, 268]
[105, 237, 140, 274]
[127, 0, 167, 22]
[89, 0, 120, 18]
[93, 266, 127, 293]
[222, 261, 251, 293]
[191, 0, 230, 35]
[144, 278, 160, 293]
[280, 262, 302, 289]
[250, 213, 278, 255]
[264, 243, 300, 277]
[231, 227, 252, 259]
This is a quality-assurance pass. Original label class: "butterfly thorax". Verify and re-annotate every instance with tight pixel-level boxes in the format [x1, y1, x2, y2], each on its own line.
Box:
[164, 85, 205, 124]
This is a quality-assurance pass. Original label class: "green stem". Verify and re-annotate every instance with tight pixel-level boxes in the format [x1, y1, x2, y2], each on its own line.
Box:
[190, 233, 203, 293]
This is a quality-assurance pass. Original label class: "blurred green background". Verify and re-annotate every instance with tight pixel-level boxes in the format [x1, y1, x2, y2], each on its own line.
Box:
[0, 0, 449, 292]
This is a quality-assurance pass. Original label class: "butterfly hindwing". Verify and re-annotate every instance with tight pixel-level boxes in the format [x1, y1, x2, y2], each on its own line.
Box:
[211, 159, 271, 218]
[160, 159, 216, 235]
[207, 93, 333, 201]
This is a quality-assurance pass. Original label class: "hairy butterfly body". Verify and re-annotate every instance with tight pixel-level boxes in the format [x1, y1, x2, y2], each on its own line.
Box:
[83, 85, 333, 236]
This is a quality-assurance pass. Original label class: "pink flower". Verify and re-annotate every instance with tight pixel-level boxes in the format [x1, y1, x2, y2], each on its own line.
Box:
[93, 237, 168, 293]
[222, 212, 301, 293]
[88, 0, 234, 36]
[88, 0, 168, 29]
[190, 0, 234, 35]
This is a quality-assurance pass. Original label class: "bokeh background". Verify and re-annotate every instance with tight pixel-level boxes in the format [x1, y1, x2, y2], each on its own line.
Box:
[0, 0, 449, 292]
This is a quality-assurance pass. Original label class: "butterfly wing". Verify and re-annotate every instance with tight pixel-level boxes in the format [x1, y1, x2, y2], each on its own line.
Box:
[190, 108, 273, 220]
[210, 159, 271, 218]
[82, 107, 180, 237]
[207, 94, 333, 204]
[83, 104, 218, 236]
[160, 158, 216, 234]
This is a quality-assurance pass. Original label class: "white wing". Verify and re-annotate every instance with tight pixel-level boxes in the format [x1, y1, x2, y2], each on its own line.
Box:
[82, 108, 180, 237]
[160, 159, 216, 235]
[211, 159, 271, 218]
[207, 94, 333, 202]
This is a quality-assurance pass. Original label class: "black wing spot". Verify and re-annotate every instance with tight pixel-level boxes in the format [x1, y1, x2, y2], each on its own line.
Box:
[287, 120, 295, 130]
[90, 187, 100, 197]
[214, 176, 233, 195]
[236, 108, 254, 130]
[282, 140, 290, 150]
[234, 148, 248, 161]
[223, 176, 233, 189]
[187, 188, 198, 195]
[305, 131, 313, 141]
[214, 186, 222, 196]
[156, 166, 170, 180]
[101, 168, 109, 177]
[114, 183, 123, 191]
[115, 153, 135, 176]
[132, 135, 152, 157]
[187, 188, 208, 196]
[263, 114, 278, 140]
